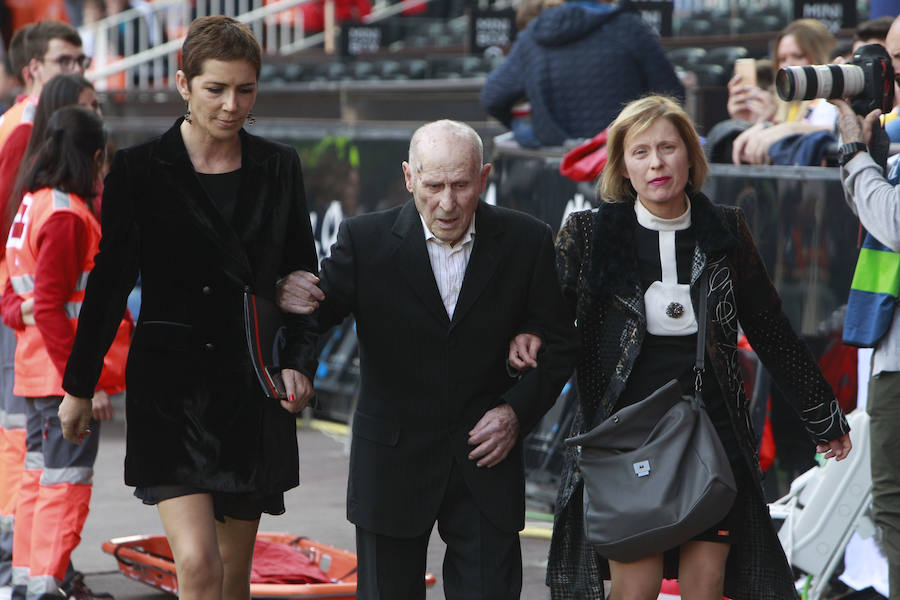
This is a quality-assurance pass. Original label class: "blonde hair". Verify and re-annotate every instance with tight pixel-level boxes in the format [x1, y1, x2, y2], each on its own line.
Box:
[774, 19, 835, 68]
[599, 95, 707, 204]
[772, 19, 836, 122]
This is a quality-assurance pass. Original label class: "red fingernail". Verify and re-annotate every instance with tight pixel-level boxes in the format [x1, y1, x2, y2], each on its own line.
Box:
[289, 394, 296, 402]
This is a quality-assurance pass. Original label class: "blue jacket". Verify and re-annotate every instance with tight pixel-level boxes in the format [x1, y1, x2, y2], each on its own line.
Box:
[767, 130, 838, 166]
[480, 0, 684, 146]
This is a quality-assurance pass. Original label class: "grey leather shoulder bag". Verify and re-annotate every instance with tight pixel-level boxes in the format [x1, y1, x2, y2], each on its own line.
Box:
[565, 269, 737, 563]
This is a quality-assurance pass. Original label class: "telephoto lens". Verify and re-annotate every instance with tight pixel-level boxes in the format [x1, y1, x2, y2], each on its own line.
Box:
[776, 63, 866, 102]
[775, 44, 894, 115]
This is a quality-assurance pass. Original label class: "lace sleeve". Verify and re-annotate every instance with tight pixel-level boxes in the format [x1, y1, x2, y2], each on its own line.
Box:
[729, 207, 850, 444]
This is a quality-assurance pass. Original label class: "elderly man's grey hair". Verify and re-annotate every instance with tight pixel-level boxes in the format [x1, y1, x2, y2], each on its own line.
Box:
[407, 120, 484, 173]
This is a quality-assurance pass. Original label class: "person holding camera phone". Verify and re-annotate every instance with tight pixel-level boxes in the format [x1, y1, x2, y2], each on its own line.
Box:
[834, 16, 900, 598]
[730, 19, 839, 164]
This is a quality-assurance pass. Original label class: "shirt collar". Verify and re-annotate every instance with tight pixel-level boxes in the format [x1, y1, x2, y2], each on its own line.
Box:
[635, 197, 692, 231]
[420, 213, 476, 247]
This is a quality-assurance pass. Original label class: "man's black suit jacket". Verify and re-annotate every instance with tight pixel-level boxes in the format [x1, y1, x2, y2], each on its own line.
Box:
[316, 199, 578, 537]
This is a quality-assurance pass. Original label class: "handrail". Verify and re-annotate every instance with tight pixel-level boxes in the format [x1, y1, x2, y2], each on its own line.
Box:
[361, 0, 434, 23]
[84, 0, 315, 89]
[83, 0, 436, 90]
[83, 0, 184, 31]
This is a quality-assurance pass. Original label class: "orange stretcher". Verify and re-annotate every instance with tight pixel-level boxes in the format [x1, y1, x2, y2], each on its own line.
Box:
[102, 531, 437, 599]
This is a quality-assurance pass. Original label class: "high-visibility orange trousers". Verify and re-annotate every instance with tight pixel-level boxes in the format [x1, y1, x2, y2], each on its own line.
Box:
[0, 427, 27, 515]
[11, 397, 97, 600]
[1, 323, 27, 586]
[0, 426, 26, 585]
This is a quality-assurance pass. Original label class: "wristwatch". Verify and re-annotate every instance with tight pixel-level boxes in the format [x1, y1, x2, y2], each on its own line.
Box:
[838, 142, 868, 166]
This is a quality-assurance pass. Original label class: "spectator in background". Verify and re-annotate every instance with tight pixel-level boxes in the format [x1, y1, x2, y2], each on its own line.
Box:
[831, 16, 893, 62]
[492, 0, 564, 148]
[0, 21, 87, 150]
[730, 19, 837, 164]
[854, 15, 894, 51]
[480, 0, 684, 147]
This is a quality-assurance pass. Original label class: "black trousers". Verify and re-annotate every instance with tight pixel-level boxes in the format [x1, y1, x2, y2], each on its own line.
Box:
[355, 460, 522, 600]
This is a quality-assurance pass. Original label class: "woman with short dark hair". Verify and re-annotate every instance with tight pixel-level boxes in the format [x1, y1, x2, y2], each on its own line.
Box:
[58, 15, 319, 600]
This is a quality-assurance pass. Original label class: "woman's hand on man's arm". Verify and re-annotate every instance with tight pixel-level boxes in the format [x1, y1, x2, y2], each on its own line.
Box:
[507, 333, 542, 371]
[277, 271, 325, 315]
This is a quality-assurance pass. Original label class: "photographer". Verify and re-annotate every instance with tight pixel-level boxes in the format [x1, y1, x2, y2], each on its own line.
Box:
[834, 15, 900, 598]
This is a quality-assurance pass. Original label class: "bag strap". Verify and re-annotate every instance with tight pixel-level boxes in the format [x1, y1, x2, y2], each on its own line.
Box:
[693, 269, 709, 407]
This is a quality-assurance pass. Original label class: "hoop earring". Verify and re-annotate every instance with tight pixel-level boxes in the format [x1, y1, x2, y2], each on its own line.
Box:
[184, 106, 192, 124]
[246, 112, 256, 126]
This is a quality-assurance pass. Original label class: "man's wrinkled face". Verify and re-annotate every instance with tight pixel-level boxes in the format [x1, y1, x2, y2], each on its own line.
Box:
[403, 129, 490, 246]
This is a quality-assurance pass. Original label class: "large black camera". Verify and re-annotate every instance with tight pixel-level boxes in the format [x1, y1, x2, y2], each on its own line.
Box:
[776, 43, 895, 116]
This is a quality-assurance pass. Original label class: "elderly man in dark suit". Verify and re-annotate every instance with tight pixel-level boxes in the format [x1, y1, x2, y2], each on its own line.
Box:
[277, 119, 577, 599]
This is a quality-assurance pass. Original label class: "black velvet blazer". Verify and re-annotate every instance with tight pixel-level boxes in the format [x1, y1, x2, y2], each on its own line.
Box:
[63, 118, 319, 495]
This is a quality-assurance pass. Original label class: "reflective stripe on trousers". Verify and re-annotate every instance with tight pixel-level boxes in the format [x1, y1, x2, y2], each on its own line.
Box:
[13, 397, 99, 599]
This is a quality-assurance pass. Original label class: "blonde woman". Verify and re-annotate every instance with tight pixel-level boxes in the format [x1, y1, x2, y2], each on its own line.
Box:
[544, 95, 851, 599]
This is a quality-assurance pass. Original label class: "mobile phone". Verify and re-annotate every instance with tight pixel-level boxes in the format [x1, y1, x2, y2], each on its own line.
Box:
[733, 58, 757, 87]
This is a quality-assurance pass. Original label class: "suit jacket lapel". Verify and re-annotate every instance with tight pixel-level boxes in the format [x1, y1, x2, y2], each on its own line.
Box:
[154, 119, 253, 285]
[232, 129, 278, 248]
[449, 202, 503, 331]
[391, 201, 450, 327]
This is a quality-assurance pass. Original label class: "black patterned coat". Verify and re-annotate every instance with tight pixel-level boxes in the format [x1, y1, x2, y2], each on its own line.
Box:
[546, 193, 850, 600]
